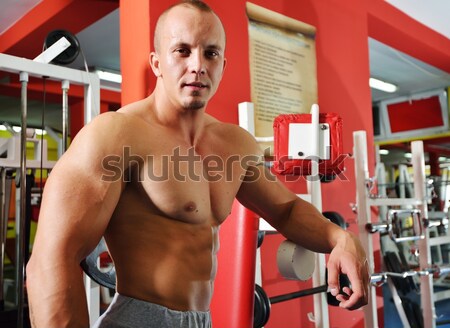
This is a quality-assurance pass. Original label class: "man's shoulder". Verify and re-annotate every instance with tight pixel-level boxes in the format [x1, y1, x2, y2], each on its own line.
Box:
[77, 112, 125, 143]
[72, 110, 148, 153]
[204, 114, 250, 136]
[204, 115, 261, 153]
[85, 106, 151, 134]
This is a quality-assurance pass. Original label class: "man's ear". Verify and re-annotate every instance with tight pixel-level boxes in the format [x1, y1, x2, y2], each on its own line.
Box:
[149, 52, 161, 77]
[221, 57, 227, 78]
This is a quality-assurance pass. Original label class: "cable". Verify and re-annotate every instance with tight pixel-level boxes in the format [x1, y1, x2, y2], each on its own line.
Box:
[80, 46, 90, 78]
[79, 46, 100, 118]
[39, 77, 48, 203]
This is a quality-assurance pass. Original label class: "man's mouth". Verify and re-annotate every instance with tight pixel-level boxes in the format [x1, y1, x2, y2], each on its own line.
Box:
[183, 82, 208, 89]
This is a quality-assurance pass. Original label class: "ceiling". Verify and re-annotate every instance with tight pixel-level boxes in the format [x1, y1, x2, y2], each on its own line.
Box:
[371, 0, 450, 102]
[368, 38, 450, 103]
[0, 0, 450, 142]
[386, 0, 450, 40]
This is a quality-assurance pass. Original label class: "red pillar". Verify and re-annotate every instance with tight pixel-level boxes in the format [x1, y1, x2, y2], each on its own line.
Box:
[211, 200, 259, 328]
[120, 0, 154, 105]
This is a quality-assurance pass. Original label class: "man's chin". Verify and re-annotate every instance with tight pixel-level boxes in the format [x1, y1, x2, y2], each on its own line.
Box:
[184, 100, 206, 110]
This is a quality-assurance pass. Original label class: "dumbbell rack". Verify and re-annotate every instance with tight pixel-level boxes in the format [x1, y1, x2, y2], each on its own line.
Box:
[353, 130, 438, 328]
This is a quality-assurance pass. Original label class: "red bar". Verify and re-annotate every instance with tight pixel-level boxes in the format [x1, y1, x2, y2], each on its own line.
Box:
[211, 199, 259, 328]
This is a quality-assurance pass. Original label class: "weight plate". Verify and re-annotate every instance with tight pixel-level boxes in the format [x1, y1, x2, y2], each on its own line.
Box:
[323, 211, 348, 230]
[254, 284, 270, 328]
[80, 238, 116, 289]
[44, 30, 80, 65]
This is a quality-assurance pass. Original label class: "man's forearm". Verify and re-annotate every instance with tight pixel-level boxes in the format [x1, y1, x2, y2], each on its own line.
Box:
[276, 198, 347, 253]
[27, 258, 89, 328]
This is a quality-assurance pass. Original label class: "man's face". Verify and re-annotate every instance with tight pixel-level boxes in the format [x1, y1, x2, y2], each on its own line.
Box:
[152, 6, 227, 111]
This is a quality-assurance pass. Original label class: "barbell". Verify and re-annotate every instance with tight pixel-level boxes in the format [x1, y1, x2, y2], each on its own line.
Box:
[253, 265, 450, 328]
[365, 208, 448, 243]
[254, 271, 356, 328]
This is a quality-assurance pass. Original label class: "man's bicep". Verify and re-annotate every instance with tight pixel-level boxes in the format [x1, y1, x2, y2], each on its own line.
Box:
[34, 153, 123, 262]
[236, 165, 297, 228]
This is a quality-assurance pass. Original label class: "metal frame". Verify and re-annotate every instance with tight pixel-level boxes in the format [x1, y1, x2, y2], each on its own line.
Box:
[239, 102, 329, 328]
[354, 130, 445, 328]
[412, 141, 436, 328]
[0, 53, 99, 123]
[353, 131, 380, 328]
[308, 104, 329, 328]
[0, 170, 12, 310]
[0, 53, 100, 328]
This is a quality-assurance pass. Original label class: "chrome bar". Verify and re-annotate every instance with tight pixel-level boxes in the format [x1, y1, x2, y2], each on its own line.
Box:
[61, 80, 70, 152]
[0, 169, 6, 309]
[16, 71, 29, 328]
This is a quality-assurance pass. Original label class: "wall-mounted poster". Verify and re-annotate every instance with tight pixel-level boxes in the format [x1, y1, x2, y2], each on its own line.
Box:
[246, 2, 318, 147]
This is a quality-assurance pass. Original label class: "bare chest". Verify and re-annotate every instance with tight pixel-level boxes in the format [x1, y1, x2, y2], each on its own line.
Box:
[132, 145, 246, 224]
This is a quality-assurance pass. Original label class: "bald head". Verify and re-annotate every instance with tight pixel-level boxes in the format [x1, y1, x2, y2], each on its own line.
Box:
[154, 0, 225, 54]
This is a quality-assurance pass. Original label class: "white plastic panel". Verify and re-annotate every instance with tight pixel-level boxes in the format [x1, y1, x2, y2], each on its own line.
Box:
[288, 123, 330, 160]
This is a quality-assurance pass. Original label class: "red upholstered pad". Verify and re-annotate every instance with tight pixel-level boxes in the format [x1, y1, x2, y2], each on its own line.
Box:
[273, 113, 345, 177]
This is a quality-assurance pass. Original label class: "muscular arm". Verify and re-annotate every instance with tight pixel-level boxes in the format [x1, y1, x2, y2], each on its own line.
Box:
[26, 113, 130, 327]
[236, 164, 344, 252]
[236, 134, 369, 310]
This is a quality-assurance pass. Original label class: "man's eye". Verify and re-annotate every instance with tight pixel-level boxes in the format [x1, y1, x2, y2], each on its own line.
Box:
[205, 50, 219, 58]
[176, 48, 190, 55]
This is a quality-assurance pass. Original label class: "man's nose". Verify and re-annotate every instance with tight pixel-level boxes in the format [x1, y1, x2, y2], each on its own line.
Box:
[188, 51, 206, 75]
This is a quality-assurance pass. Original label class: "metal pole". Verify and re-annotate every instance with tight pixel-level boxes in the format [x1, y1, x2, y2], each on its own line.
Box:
[16, 71, 29, 328]
[412, 141, 435, 328]
[353, 131, 379, 328]
[308, 104, 328, 328]
[270, 285, 328, 304]
[0, 168, 7, 310]
[61, 80, 70, 152]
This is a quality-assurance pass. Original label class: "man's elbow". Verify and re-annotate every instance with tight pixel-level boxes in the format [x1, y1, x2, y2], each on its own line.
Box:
[26, 253, 51, 295]
[26, 257, 40, 327]
[26, 256, 40, 296]
[26, 256, 36, 280]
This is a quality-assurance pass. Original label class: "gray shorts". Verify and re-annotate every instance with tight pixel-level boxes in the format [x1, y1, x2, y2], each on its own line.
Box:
[93, 293, 212, 328]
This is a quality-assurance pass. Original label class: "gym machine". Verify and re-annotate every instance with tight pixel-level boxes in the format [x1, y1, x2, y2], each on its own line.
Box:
[0, 49, 100, 328]
[253, 263, 450, 328]
[239, 103, 337, 328]
[354, 131, 450, 328]
[252, 133, 450, 328]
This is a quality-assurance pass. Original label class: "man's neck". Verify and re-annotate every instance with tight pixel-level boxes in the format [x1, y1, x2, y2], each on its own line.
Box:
[148, 92, 207, 147]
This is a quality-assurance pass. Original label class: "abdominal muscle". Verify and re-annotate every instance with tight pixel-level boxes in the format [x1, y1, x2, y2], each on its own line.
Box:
[104, 199, 220, 312]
